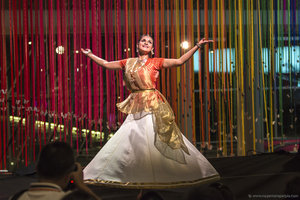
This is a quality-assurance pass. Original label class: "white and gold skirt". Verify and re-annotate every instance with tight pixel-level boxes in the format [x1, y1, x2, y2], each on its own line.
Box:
[83, 112, 220, 189]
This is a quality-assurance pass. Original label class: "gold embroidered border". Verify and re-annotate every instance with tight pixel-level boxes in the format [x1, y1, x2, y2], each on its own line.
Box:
[84, 175, 220, 189]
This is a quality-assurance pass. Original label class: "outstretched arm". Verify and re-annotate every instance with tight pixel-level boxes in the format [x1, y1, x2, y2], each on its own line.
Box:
[81, 48, 123, 70]
[162, 38, 213, 68]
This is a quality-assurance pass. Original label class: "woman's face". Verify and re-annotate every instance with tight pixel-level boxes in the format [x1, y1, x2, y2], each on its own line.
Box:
[137, 35, 153, 55]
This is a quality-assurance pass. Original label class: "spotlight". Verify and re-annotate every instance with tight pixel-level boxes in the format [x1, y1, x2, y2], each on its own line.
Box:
[56, 46, 65, 54]
[124, 48, 131, 52]
[181, 41, 189, 49]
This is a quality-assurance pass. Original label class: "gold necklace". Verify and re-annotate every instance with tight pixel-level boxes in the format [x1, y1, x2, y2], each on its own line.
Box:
[137, 58, 147, 65]
[130, 58, 148, 73]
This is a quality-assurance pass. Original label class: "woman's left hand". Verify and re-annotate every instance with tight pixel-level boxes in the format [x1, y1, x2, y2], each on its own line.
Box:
[197, 38, 214, 47]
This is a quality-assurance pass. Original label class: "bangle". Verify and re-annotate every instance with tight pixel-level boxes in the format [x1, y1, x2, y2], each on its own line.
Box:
[196, 43, 201, 48]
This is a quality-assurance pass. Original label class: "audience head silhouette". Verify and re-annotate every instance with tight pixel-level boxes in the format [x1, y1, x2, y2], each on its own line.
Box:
[9, 142, 104, 200]
[36, 141, 75, 183]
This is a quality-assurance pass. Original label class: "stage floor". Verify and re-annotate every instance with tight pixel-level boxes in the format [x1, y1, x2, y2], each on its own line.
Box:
[1, 152, 299, 200]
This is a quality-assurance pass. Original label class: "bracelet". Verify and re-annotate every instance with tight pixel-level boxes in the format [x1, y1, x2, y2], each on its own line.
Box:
[196, 43, 201, 48]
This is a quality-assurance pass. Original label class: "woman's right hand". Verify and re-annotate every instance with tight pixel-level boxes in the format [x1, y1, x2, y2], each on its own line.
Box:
[81, 48, 92, 55]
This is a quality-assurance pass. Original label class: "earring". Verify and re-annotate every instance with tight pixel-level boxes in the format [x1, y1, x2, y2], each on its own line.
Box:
[151, 49, 154, 55]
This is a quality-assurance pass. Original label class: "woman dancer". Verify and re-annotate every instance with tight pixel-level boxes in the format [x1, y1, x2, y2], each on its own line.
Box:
[81, 34, 220, 188]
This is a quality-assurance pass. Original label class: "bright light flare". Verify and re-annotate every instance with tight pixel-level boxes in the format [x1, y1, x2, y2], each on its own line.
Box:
[181, 41, 189, 49]
[56, 46, 65, 54]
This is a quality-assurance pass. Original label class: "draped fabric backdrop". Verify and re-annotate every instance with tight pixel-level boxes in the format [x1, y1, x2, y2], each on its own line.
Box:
[0, 0, 299, 169]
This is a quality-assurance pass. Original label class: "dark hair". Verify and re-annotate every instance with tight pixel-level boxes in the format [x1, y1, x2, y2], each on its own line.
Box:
[36, 141, 75, 179]
[140, 190, 164, 200]
[62, 189, 97, 200]
[138, 34, 154, 44]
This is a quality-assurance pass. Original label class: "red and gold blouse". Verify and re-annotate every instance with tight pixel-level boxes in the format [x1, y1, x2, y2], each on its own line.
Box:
[117, 58, 165, 114]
